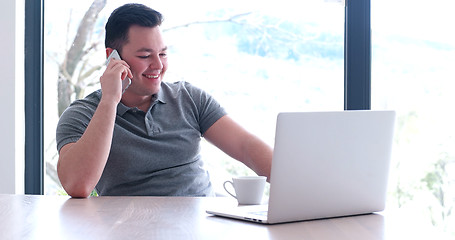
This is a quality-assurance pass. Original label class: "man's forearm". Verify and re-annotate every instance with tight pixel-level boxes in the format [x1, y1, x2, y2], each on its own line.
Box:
[57, 99, 118, 197]
[242, 134, 273, 181]
[203, 115, 273, 181]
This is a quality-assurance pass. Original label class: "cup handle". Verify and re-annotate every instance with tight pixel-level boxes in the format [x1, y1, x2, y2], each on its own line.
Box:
[223, 181, 237, 199]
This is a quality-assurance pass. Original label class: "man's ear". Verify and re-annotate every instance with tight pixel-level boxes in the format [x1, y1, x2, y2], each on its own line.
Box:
[106, 48, 114, 58]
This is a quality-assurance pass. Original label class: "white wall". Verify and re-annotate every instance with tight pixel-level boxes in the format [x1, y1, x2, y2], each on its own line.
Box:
[0, 0, 24, 194]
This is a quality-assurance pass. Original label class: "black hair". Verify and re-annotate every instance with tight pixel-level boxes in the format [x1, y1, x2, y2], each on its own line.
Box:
[105, 3, 163, 52]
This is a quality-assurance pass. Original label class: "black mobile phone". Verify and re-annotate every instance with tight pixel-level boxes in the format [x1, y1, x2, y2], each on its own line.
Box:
[106, 49, 131, 94]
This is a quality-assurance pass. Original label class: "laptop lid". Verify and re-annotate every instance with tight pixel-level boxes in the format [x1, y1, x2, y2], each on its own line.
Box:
[206, 110, 396, 224]
[267, 110, 395, 223]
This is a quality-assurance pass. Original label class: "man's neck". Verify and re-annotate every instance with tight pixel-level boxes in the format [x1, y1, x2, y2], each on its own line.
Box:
[121, 94, 154, 112]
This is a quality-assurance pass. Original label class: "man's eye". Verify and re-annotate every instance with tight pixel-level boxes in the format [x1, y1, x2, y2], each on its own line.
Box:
[160, 53, 167, 58]
[138, 56, 150, 59]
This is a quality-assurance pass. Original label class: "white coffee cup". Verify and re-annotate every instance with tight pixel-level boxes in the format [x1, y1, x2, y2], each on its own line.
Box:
[223, 176, 266, 205]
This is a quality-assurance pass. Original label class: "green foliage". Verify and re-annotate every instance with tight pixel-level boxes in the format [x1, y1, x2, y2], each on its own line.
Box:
[56, 188, 98, 197]
[421, 153, 454, 227]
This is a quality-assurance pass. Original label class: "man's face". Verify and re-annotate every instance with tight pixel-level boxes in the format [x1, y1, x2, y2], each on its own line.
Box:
[120, 25, 168, 97]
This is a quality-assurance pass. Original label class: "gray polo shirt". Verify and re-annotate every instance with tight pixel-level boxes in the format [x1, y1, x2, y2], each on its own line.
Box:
[56, 81, 226, 196]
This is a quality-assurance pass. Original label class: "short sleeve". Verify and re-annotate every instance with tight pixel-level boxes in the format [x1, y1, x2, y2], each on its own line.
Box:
[183, 82, 227, 134]
[55, 93, 100, 152]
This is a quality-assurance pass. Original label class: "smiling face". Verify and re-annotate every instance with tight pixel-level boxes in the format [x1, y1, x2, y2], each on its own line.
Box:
[120, 25, 168, 99]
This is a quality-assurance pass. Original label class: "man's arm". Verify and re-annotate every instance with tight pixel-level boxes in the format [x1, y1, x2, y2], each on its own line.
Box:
[57, 58, 132, 198]
[57, 99, 117, 197]
[203, 115, 273, 181]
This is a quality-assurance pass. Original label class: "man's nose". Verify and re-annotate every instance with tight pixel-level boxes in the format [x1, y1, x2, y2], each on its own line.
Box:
[149, 55, 163, 69]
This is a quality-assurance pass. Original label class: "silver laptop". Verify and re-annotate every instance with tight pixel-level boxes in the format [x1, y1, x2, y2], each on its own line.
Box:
[206, 110, 396, 224]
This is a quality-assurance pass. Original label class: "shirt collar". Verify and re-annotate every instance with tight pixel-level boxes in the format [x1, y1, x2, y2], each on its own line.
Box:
[116, 92, 166, 116]
[155, 89, 167, 104]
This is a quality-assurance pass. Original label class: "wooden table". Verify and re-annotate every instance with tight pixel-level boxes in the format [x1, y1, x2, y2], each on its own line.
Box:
[0, 194, 445, 240]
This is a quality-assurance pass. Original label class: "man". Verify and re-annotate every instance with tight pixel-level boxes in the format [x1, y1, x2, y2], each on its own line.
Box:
[56, 3, 272, 198]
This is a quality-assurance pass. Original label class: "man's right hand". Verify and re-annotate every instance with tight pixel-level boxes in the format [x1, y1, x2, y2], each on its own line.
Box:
[100, 58, 133, 104]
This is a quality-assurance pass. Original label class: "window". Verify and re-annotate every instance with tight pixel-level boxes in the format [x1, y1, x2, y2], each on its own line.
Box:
[372, 0, 455, 236]
[43, 0, 345, 195]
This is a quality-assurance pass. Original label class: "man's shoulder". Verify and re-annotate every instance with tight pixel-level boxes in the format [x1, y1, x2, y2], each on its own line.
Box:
[161, 81, 205, 96]
[64, 90, 102, 113]
[162, 81, 200, 90]
[73, 90, 101, 104]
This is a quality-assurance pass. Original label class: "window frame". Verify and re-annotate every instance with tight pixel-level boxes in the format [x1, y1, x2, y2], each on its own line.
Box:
[24, 0, 371, 194]
[345, 0, 371, 110]
[25, 0, 44, 194]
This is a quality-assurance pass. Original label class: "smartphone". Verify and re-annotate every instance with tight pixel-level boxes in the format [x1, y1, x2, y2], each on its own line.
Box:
[106, 49, 131, 94]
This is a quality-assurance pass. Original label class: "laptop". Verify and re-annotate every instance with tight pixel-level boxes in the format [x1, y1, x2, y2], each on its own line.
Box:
[206, 110, 396, 224]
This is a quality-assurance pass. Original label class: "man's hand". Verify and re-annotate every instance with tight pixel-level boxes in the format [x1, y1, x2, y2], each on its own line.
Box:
[100, 59, 133, 104]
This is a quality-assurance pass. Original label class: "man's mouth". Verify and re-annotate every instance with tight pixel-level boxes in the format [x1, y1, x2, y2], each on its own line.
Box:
[144, 74, 160, 79]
